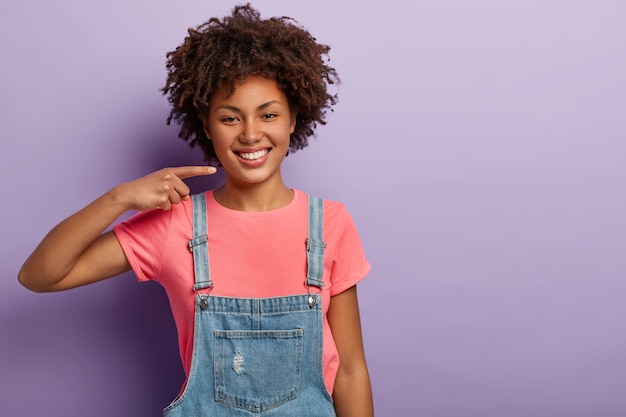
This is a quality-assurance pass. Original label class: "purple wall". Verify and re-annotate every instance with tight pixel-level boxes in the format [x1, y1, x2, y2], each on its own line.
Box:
[2, 1, 626, 415]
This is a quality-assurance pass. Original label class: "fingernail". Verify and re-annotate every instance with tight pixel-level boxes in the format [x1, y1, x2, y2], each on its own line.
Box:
[208, 166, 217, 173]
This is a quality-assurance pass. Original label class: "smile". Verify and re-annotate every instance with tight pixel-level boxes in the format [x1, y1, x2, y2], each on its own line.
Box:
[237, 149, 269, 160]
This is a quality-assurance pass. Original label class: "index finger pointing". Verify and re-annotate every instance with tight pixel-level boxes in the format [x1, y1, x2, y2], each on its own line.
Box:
[169, 166, 218, 180]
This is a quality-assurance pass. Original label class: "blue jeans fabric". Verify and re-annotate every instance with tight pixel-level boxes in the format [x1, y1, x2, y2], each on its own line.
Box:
[164, 193, 336, 416]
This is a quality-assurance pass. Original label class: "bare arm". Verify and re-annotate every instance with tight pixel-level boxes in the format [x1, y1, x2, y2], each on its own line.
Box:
[18, 166, 216, 292]
[328, 285, 374, 417]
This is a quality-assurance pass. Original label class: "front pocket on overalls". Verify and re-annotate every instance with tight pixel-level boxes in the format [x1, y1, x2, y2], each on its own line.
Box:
[213, 328, 304, 413]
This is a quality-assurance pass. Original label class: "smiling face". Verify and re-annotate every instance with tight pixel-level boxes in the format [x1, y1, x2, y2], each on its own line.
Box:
[204, 75, 296, 192]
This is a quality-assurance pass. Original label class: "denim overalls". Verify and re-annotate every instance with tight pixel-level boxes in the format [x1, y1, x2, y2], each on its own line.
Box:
[164, 193, 337, 416]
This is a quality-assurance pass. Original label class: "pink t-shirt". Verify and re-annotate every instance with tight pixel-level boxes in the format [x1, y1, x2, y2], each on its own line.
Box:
[113, 189, 370, 394]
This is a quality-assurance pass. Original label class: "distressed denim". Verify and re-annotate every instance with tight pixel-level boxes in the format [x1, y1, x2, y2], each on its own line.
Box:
[164, 193, 336, 416]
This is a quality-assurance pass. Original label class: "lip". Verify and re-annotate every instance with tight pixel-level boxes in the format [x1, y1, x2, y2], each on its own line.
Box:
[233, 147, 271, 168]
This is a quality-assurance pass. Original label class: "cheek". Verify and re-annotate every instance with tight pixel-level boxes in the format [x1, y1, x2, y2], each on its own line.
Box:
[209, 137, 231, 160]
[277, 123, 294, 142]
[208, 126, 231, 146]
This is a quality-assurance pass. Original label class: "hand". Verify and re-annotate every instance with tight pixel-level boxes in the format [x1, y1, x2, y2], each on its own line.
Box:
[115, 166, 217, 211]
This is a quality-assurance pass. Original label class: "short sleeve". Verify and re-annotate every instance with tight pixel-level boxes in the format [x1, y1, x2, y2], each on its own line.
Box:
[324, 202, 371, 296]
[113, 208, 173, 282]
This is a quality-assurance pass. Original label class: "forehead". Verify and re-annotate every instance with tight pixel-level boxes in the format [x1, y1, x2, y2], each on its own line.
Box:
[211, 75, 287, 105]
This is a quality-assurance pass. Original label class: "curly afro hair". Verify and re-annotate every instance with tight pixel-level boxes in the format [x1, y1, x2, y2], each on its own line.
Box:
[162, 3, 340, 163]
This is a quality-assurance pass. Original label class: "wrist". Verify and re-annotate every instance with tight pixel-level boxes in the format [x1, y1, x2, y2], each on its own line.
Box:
[104, 183, 136, 213]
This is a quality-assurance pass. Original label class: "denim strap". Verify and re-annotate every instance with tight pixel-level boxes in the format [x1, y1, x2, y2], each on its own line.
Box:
[306, 195, 326, 288]
[189, 193, 213, 291]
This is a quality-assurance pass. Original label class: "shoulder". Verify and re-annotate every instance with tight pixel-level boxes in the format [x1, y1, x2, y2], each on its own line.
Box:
[293, 190, 349, 217]
[115, 196, 193, 237]
[294, 190, 358, 236]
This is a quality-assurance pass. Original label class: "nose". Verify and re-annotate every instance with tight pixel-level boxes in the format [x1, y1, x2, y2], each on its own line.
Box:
[239, 119, 262, 144]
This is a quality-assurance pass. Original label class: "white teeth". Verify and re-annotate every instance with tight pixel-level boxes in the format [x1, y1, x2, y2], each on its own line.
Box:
[238, 150, 268, 160]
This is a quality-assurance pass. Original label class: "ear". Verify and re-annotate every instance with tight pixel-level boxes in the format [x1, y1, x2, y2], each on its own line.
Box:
[289, 112, 296, 135]
[200, 114, 212, 140]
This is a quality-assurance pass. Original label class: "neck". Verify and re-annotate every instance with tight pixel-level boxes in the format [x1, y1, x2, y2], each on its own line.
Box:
[214, 179, 293, 212]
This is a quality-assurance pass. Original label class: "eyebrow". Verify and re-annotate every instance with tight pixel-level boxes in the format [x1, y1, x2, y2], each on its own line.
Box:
[215, 100, 283, 113]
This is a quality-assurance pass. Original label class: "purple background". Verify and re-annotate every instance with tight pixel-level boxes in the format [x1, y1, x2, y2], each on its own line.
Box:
[2, 1, 625, 416]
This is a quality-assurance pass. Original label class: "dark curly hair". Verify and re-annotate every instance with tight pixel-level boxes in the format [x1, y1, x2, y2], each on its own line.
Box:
[162, 3, 339, 163]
